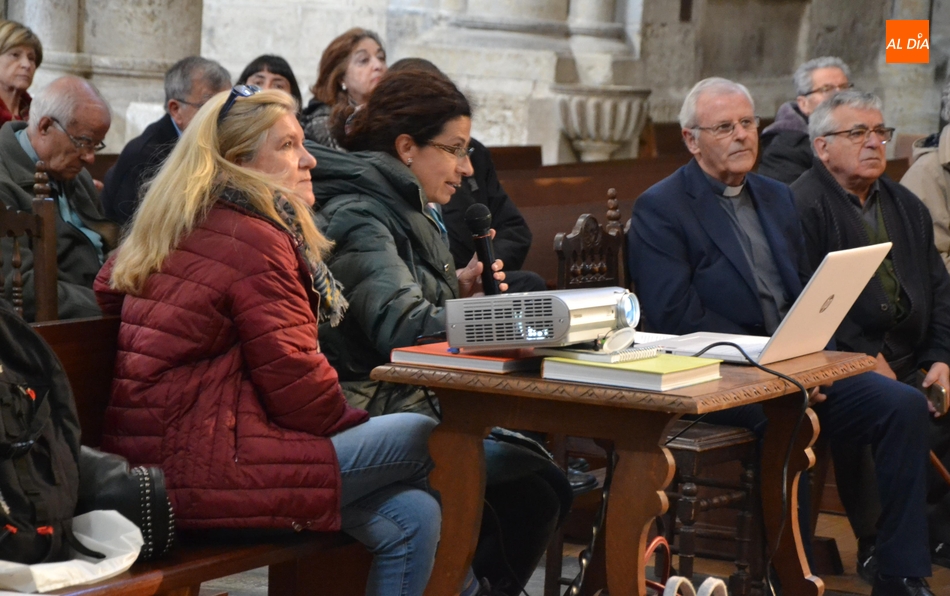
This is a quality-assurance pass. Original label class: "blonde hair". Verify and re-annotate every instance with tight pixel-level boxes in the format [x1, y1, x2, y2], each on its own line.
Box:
[110, 89, 331, 294]
[0, 20, 42, 67]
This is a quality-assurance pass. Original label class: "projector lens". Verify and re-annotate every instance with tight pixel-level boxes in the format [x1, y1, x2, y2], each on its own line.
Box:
[618, 292, 640, 328]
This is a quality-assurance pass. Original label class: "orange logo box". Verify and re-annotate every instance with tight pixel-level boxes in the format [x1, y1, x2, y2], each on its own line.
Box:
[886, 20, 930, 63]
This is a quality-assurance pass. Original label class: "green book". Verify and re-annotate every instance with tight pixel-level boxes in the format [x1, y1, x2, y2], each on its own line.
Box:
[541, 354, 721, 391]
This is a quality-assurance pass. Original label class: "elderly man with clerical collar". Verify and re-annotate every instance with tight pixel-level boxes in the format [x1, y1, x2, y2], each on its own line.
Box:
[758, 56, 852, 185]
[791, 90, 950, 579]
[0, 75, 118, 321]
[100, 56, 231, 226]
[627, 77, 934, 596]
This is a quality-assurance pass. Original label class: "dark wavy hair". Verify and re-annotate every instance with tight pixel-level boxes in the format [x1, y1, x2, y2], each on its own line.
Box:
[339, 69, 471, 158]
[237, 54, 302, 108]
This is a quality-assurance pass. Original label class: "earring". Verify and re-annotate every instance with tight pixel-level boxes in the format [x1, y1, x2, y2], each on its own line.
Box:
[341, 82, 347, 91]
[407, 157, 413, 167]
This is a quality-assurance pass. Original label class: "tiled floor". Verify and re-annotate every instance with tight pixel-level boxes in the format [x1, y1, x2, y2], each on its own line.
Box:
[201, 513, 950, 596]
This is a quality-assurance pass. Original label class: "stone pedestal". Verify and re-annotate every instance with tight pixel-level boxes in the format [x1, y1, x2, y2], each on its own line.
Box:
[554, 84, 650, 161]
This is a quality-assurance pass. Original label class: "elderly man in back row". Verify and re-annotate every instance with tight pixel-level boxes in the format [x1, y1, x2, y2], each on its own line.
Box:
[0, 76, 118, 321]
[627, 77, 934, 596]
[758, 56, 852, 184]
[792, 90, 950, 577]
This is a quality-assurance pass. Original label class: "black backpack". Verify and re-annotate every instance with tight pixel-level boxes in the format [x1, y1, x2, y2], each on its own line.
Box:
[0, 299, 84, 563]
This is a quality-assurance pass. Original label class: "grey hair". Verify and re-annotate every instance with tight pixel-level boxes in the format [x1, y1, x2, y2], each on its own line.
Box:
[28, 76, 110, 132]
[679, 77, 755, 129]
[164, 56, 231, 106]
[793, 56, 851, 97]
[808, 90, 883, 146]
[942, 77, 950, 123]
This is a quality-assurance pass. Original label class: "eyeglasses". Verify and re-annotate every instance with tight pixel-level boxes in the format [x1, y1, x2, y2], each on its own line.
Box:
[218, 84, 261, 123]
[822, 126, 895, 144]
[802, 83, 854, 97]
[174, 97, 207, 109]
[50, 118, 106, 153]
[431, 142, 474, 161]
[693, 117, 760, 139]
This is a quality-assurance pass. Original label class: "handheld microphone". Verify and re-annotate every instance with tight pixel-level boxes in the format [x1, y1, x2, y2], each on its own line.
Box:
[464, 203, 501, 295]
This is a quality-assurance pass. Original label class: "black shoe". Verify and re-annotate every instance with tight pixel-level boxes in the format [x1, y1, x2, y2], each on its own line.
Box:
[870, 575, 934, 596]
[933, 542, 950, 569]
[568, 468, 598, 495]
[568, 456, 591, 472]
[475, 577, 511, 596]
[857, 536, 879, 585]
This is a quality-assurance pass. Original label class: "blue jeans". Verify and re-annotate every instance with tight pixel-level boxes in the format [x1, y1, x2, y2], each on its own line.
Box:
[331, 413, 441, 596]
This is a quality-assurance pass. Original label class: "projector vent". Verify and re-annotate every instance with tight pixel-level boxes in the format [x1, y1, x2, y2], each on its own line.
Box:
[460, 296, 557, 344]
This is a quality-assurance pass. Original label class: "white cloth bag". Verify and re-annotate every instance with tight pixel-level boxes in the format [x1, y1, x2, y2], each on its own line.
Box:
[0, 510, 143, 593]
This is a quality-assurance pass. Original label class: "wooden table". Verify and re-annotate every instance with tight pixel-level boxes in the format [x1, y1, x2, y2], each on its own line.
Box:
[371, 351, 874, 596]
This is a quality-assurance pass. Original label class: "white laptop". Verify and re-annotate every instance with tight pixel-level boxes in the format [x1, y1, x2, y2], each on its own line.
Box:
[636, 243, 893, 365]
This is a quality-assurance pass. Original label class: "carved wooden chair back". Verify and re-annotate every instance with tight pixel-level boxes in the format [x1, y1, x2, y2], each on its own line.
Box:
[554, 188, 626, 290]
[0, 161, 58, 321]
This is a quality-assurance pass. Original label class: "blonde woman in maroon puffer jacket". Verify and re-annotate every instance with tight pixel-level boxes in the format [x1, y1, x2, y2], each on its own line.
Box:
[94, 87, 440, 596]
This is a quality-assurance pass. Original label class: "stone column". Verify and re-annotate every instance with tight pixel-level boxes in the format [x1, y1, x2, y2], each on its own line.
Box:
[9, 0, 202, 150]
[568, 0, 634, 87]
[875, 0, 940, 154]
[638, 0, 705, 122]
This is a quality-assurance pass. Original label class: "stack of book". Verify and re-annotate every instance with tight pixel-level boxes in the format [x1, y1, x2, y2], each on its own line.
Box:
[538, 345, 721, 391]
[390, 341, 721, 391]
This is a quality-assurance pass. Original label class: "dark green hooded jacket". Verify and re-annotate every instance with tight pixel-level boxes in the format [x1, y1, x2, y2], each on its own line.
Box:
[309, 142, 459, 414]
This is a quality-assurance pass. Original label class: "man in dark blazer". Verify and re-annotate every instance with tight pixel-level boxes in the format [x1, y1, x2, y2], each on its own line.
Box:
[627, 77, 934, 596]
[100, 56, 230, 225]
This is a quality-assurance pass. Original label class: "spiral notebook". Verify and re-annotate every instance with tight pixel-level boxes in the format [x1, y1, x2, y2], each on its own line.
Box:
[533, 345, 658, 364]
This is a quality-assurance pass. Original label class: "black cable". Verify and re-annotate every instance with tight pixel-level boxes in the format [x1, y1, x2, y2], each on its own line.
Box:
[687, 341, 810, 596]
[566, 448, 617, 596]
[423, 387, 443, 421]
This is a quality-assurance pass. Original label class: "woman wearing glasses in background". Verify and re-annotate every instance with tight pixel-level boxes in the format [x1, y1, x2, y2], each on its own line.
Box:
[94, 87, 441, 596]
[300, 27, 386, 149]
[311, 69, 572, 596]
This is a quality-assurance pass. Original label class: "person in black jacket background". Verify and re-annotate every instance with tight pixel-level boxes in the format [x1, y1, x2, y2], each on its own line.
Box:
[100, 57, 230, 225]
[758, 56, 852, 185]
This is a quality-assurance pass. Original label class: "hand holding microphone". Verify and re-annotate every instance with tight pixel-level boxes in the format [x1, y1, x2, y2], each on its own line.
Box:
[460, 203, 506, 296]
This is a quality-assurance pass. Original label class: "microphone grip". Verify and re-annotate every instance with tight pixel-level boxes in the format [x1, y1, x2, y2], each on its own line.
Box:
[472, 232, 500, 295]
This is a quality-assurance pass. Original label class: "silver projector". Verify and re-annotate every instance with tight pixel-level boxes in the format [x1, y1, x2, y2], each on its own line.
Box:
[445, 287, 639, 349]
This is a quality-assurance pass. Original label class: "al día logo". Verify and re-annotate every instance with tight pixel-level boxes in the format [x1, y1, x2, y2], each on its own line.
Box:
[886, 20, 930, 63]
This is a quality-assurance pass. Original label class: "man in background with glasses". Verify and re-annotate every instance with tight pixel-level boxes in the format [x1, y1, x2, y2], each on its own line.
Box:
[0, 75, 119, 321]
[793, 90, 950, 586]
[759, 56, 853, 184]
[101, 56, 231, 226]
[629, 78, 934, 596]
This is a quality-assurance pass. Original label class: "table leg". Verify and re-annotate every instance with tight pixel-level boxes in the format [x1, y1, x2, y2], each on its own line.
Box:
[605, 411, 677, 596]
[424, 417, 488, 596]
[761, 394, 824, 596]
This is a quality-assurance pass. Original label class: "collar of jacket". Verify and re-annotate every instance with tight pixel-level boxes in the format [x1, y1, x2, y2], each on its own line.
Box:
[762, 101, 808, 136]
[308, 142, 427, 212]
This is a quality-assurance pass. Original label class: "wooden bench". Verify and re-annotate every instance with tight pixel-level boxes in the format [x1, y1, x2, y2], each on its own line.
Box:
[31, 316, 371, 596]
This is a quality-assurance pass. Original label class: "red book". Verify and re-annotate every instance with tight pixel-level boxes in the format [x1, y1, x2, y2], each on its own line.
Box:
[390, 342, 541, 374]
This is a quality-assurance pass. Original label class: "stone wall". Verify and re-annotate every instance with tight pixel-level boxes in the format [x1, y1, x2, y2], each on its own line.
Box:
[7, 0, 946, 161]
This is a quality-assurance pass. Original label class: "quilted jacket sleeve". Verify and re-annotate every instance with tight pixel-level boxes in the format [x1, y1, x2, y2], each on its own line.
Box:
[228, 232, 367, 437]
